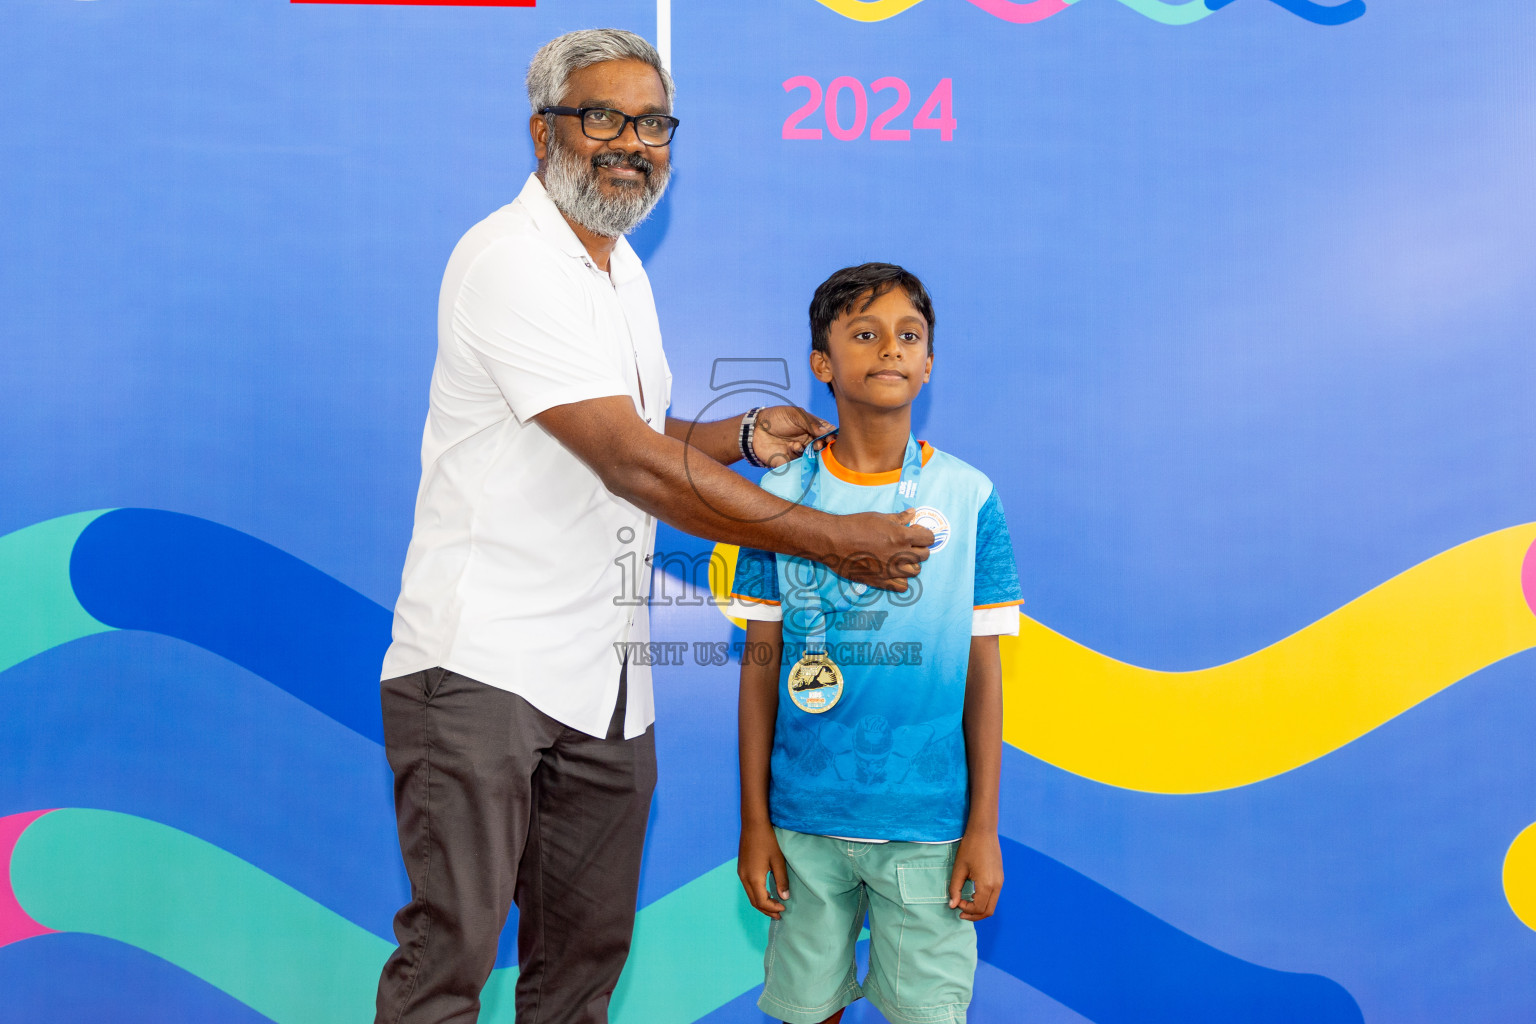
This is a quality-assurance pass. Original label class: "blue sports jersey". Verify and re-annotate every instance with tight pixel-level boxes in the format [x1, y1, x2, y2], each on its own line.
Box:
[732, 438, 1022, 842]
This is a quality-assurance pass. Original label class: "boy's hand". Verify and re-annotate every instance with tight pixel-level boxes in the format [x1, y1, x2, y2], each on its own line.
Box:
[751, 405, 833, 468]
[738, 820, 791, 920]
[949, 830, 1003, 922]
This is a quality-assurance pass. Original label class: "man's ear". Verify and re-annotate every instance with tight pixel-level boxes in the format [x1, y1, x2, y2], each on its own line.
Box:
[810, 349, 834, 386]
[530, 113, 550, 162]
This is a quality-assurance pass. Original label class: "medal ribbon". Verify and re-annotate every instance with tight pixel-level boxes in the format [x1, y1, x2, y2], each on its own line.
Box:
[794, 435, 925, 655]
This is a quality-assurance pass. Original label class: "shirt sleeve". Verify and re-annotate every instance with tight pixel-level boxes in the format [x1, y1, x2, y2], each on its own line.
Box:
[453, 240, 631, 422]
[972, 487, 1023, 636]
[729, 546, 783, 622]
[972, 605, 1020, 636]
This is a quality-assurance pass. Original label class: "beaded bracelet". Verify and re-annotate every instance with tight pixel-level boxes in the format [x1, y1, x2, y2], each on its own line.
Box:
[739, 406, 768, 468]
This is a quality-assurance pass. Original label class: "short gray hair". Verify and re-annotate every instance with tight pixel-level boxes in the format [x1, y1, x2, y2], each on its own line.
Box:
[526, 29, 675, 115]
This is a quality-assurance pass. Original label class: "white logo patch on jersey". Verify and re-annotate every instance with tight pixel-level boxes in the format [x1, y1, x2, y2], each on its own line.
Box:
[910, 506, 951, 552]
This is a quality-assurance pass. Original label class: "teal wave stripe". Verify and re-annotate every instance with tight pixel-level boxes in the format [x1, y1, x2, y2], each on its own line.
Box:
[13, 808, 399, 1024]
[612, 860, 767, 1023]
[0, 511, 115, 673]
[10, 809, 764, 1023]
[1116, 0, 1213, 25]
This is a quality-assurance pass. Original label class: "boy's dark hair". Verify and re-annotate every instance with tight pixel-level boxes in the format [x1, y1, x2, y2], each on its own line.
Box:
[809, 263, 935, 358]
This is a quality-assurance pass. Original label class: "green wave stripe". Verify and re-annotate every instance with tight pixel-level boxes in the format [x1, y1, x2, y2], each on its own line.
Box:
[12, 809, 767, 1024]
[0, 511, 115, 674]
[1115, 0, 1214, 25]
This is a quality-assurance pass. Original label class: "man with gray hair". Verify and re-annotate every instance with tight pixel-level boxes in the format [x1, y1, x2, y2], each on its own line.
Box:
[374, 28, 934, 1024]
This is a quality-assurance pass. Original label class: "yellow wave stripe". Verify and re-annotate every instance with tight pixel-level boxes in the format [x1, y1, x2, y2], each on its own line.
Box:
[1503, 822, 1536, 932]
[709, 525, 1536, 794]
[811, 0, 930, 22]
[714, 543, 748, 629]
[1001, 524, 1536, 793]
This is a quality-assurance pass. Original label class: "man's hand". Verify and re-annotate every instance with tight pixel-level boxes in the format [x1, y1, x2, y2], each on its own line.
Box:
[820, 509, 935, 592]
[949, 829, 1003, 922]
[751, 405, 833, 468]
[738, 820, 791, 920]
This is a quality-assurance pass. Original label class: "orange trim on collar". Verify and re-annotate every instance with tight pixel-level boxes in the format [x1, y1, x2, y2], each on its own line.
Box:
[821, 439, 935, 486]
[974, 600, 1025, 610]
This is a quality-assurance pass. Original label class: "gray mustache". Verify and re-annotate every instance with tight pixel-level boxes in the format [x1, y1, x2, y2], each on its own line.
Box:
[591, 150, 655, 177]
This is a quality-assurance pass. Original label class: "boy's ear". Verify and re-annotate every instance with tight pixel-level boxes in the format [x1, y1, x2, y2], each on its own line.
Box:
[810, 349, 834, 386]
[923, 352, 933, 383]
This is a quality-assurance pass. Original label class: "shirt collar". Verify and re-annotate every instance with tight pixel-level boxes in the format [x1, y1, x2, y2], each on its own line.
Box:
[515, 172, 645, 284]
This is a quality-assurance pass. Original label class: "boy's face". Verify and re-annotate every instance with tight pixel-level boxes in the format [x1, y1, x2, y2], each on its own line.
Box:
[811, 287, 933, 412]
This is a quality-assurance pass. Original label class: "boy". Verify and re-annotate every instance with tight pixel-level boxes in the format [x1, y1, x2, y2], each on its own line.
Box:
[730, 263, 1023, 1024]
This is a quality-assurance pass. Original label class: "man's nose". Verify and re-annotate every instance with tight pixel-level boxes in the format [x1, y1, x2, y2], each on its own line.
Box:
[608, 121, 647, 152]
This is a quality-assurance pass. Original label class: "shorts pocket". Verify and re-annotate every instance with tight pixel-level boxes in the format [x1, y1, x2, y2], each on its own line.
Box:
[867, 850, 975, 1017]
[896, 861, 953, 905]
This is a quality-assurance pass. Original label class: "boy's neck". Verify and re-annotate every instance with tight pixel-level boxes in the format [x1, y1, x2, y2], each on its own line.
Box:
[830, 405, 914, 474]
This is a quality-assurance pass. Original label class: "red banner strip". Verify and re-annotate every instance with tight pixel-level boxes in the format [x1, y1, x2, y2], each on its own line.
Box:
[291, 1, 534, 6]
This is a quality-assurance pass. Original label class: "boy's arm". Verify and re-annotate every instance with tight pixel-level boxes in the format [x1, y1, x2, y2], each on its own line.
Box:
[738, 618, 790, 919]
[950, 633, 1004, 921]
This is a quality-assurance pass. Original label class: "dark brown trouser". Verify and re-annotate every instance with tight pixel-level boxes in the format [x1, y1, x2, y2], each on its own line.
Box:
[374, 666, 656, 1024]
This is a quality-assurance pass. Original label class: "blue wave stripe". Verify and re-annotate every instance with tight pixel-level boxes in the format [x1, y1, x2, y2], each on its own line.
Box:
[1204, 0, 1367, 26]
[69, 509, 392, 744]
[0, 933, 273, 1024]
[979, 837, 1363, 1023]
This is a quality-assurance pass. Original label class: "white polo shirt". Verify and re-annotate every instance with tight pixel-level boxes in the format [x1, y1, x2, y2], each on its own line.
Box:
[382, 173, 672, 740]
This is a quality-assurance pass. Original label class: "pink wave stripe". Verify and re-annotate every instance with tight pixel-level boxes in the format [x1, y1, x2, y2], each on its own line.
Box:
[966, 0, 1072, 23]
[1523, 537, 1536, 618]
[0, 810, 57, 948]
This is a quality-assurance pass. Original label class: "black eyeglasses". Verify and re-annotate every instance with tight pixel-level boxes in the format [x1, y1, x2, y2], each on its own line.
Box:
[540, 106, 680, 146]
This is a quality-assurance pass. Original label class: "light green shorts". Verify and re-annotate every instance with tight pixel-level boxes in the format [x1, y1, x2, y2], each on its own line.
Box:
[757, 827, 976, 1024]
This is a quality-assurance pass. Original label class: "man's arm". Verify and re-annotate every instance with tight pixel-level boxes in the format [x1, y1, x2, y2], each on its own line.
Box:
[664, 415, 743, 465]
[950, 634, 1004, 921]
[664, 406, 833, 468]
[737, 618, 789, 919]
[537, 396, 931, 590]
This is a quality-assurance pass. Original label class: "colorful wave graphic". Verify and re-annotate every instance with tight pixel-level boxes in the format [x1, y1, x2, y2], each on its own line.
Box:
[811, 0, 1366, 26]
[709, 523, 1536, 794]
[0, 808, 771, 1024]
[1002, 524, 1536, 793]
[0, 508, 392, 742]
[0, 807, 1360, 1024]
[0, 509, 1364, 1023]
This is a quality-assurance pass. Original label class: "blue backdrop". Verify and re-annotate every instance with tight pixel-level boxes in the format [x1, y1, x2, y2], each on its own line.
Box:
[3, 1, 1535, 1022]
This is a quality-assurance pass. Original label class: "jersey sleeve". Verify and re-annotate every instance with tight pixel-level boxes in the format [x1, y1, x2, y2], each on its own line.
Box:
[972, 487, 1023, 636]
[728, 546, 782, 622]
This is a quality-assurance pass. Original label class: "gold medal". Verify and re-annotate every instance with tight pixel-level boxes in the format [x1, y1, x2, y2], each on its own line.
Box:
[787, 650, 844, 714]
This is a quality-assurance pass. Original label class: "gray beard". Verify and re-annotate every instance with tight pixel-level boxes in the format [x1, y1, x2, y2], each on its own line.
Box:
[543, 132, 671, 239]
